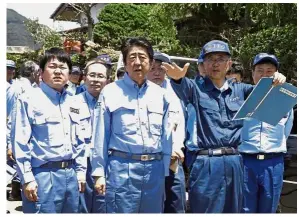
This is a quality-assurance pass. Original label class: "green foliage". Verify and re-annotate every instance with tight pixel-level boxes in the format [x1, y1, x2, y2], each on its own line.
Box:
[24, 18, 63, 52]
[93, 4, 179, 53]
[238, 24, 297, 80]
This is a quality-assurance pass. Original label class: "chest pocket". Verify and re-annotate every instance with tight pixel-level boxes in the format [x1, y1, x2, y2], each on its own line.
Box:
[226, 98, 243, 119]
[199, 98, 219, 127]
[147, 102, 163, 136]
[110, 102, 137, 135]
[69, 111, 91, 145]
[225, 98, 244, 127]
[32, 113, 62, 146]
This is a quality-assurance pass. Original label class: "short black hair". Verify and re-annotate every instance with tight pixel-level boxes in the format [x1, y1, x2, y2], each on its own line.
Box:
[117, 67, 126, 79]
[253, 59, 278, 71]
[120, 37, 154, 65]
[39, 47, 72, 72]
[227, 61, 244, 78]
[20, 61, 39, 78]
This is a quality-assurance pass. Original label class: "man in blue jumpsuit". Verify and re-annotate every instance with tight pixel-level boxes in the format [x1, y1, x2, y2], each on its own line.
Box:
[147, 51, 186, 213]
[11, 48, 87, 213]
[91, 37, 172, 213]
[162, 40, 286, 213]
[6, 61, 40, 201]
[238, 53, 293, 213]
[75, 58, 110, 213]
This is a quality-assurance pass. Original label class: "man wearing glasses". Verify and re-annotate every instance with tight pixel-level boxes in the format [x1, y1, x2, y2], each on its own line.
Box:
[75, 58, 111, 213]
[163, 40, 286, 213]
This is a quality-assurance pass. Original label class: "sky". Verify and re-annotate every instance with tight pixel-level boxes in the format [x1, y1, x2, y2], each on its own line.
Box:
[7, 3, 80, 31]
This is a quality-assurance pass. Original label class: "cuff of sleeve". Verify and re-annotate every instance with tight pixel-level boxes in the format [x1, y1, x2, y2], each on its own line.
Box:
[91, 167, 105, 178]
[170, 78, 183, 84]
[76, 171, 86, 181]
[163, 154, 171, 177]
[23, 172, 35, 185]
[7, 143, 12, 150]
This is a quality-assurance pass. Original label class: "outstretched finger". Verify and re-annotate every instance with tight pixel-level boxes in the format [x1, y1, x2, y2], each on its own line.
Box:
[162, 62, 174, 70]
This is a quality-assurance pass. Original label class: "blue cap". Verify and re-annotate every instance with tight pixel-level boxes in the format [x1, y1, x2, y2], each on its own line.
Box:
[7, 60, 16, 68]
[71, 66, 82, 74]
[198, 50, 204, 63]
[153, 51, 171, 64]
[253, 53, 279, 68]
[97, 54, 112, 66]
[202, 40, 231, 59]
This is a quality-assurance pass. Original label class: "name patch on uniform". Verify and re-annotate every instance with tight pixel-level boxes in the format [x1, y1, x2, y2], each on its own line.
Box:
[70, 107, 80, 114]
[95, 101, 101, 108]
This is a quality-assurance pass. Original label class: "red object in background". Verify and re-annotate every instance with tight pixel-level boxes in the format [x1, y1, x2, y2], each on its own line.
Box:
[63, 39, 82, 54]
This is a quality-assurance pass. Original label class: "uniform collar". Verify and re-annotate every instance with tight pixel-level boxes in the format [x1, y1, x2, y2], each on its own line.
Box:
[161, 79, 169, 89]
[40, 81, 67, 101]
[203, 77, 231, 92]
[123, 72, 148, 90]
[85, 90, 98, 103]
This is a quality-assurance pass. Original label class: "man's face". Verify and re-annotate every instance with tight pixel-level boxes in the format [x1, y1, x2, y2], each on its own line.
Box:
[203, 52, 231, 81]
[252, 63, 277, 85]
[85, 63, 108, 97]
[69, 73, 81, 84]
[124, 46, 152, 85]
[147, 60, 166, 86]
[226, 73, 242, 82]
[197, 63, 205, 77]
[7, 67, 15, 82]
[41, 57, 69, 92]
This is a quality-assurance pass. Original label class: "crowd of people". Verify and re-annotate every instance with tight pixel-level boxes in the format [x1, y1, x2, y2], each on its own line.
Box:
[6, 37, 293, 213]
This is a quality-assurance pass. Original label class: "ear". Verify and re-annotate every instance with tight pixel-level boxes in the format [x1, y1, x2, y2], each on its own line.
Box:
[150, 59, 155, 70]
[226, 59, 233, 73]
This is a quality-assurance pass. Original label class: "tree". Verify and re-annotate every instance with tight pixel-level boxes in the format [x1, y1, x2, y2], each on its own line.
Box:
[24, 18, 62, 53]
[93, 4, 180, 53]
[68, 3, 96, 41]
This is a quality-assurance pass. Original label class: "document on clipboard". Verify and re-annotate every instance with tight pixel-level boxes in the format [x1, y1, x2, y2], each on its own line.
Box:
[233, 77, 297, 126]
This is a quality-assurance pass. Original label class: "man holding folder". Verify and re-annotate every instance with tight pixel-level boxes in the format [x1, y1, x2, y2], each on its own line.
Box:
[238, 53, 294, 213]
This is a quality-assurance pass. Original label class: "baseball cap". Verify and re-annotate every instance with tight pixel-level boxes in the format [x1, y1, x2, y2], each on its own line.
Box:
[7, 60, 16, 68]
[202, 40, 231, 59]
[253, 53, 279, 68]
[71, 66, 82, 75]
[198, 50, 204, 63]
[97, 54, 112, 66]
[153, 51, 171, 64]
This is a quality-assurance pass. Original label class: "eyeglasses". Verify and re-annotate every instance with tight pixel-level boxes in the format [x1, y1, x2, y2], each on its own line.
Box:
[205, 58, 229, 64]
[87, 73, 107, 79]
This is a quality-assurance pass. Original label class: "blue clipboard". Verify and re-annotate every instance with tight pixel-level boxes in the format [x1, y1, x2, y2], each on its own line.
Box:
[233, 78, 297, 126]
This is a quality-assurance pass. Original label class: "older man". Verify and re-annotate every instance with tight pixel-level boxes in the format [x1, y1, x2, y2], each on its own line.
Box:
[91, 37, 172, 213]
[163, 40, 286, 213]
[75, 58, 111, 213]
[147, 51, 186, 213]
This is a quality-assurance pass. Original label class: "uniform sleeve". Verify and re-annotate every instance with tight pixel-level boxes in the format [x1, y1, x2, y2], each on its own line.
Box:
[6, 84, 17, 117]
[11, 96, 35, 185]
[172, 100, 185, 151]
[170, 77, 195, 105]
[161, 95, 173, 176]
[91, 91, 111, 178]
[74, 137, 87, 179]
[242, 83, 255, 99]
[284, 109, 294, 139]
[6, 116, 12, 150]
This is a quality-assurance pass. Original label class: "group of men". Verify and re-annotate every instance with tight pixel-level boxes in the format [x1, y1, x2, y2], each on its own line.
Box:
[6, 37, 293, 213]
